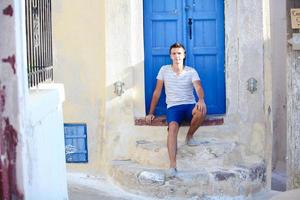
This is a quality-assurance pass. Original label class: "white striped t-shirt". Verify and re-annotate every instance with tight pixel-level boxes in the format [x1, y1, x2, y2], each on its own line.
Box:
[157, 65, 200, 108]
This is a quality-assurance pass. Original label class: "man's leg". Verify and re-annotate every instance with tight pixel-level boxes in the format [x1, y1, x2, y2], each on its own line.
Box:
[167, 121, 179, 168]
[186, 110, 205, 141]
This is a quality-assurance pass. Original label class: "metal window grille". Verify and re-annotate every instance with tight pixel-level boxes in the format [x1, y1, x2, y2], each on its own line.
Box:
[25, 0, 53, 87]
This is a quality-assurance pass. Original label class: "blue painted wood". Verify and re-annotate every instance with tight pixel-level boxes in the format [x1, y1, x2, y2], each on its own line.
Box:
[144, 0, 225, 115]
[144, 0, 184, 116]
[64, 123, 88, 163]
[186, 0, 225, 114]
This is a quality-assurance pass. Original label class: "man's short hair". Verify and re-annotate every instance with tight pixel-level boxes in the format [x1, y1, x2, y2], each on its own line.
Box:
[169, 42, 186, 54]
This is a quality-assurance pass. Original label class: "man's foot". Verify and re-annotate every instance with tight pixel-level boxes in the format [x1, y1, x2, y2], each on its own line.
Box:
[185, 137, 199, 146]
[166, 167, 177, 178]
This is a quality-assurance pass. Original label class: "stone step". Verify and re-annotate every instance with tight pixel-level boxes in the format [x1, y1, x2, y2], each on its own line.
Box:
[132, 138, 258, 169]
[109, 160, 266, 199]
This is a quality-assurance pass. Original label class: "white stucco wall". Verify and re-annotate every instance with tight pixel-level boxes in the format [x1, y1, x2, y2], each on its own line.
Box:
[17, 1, 68, 198]
[224, 1, 267, 163]
[23, 85, 68, 200]
[104, 0, 149, 167]
[262, 0, 273, 188]
[0, 0, 27, 197]
[287, 0, 300, 190]
[103, 0, 190, 169]
[225, 0, 265, 124]
[270, 0, 287, 170]
[1, 1, 68, 199]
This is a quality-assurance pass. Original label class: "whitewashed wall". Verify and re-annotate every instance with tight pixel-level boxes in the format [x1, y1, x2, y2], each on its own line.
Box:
[0, 0, 26, 198]
[270, 0, 287, 171]
[287, 0, 300, 190]
[22, 84, 68, 200]
[0, 0, 69, 199]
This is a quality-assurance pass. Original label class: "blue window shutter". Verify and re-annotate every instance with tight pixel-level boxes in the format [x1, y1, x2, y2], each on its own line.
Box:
[64, 123, 88, 163]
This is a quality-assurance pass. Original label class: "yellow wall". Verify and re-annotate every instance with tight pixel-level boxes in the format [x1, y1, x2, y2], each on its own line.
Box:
[52, 0, 106, 174]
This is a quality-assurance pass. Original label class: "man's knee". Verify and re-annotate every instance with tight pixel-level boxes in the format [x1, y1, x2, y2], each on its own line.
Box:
[168, 122, 179, 135]
[192, 110, 205, 123]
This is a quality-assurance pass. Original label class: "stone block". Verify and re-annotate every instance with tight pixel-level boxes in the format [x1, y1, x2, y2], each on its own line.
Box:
[137, 170, 165, 186]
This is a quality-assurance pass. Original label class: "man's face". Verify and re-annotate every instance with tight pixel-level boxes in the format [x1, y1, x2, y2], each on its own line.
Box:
[170, 47, 185, 65]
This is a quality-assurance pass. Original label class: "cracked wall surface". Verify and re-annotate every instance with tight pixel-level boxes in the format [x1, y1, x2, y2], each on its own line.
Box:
[287, 0, 300, 190]
[0, 1, 24, 199]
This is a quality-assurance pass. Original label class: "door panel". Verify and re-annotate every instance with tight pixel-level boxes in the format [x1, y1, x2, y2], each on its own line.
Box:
[194, 0, 216, 11]
[144, 0, 184, 116]
[186, 0, 225, 114]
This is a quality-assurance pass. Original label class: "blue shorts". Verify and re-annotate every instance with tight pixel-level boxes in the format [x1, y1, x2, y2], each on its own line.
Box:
[166, 104, 195, 125]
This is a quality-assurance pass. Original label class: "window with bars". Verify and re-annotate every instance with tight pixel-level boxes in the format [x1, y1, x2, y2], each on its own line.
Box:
[25, 0, 53, 87]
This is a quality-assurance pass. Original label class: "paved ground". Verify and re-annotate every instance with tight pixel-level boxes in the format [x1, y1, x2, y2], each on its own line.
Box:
[67, 173, 152, 200]
[271, 161, 287, 191]
[67, 173, 299, 200]
[269, 189, 300, 200]
[69, 185, 126, 200]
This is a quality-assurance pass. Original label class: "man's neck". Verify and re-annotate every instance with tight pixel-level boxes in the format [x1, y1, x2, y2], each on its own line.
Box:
[172, 63, 184, 70]
[171, 63, 184, 75]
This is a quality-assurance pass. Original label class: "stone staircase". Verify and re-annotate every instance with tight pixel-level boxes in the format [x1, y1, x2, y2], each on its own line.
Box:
[109, 135, 266, 199]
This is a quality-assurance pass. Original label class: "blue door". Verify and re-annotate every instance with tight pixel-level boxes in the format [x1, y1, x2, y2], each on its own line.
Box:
[144, 0, 225, 115]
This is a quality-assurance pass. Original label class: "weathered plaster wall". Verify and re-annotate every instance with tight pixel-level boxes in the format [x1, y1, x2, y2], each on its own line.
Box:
[270, 0, 287, 170]
[23, 85, 68, 200]
[103, 0, 191, 170]
[0, 0, 68, 200]
[1, 1, 69, 199]
[224, 0, 267, 159]
[262, 0, 273, 189]
[287, 0, 300, 190]
[52, 0, 106, 175]
[0, 1, 25, 199]
[103, 0, 162, 168]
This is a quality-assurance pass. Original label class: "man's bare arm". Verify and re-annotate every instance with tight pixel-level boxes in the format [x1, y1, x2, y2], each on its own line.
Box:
[193, 80, 206, 115]
[145, 79, 164, 123]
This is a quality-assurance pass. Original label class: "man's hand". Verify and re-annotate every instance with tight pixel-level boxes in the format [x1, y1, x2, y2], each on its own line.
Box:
[145, 114, 155, 124]
[193, 99, 206, 115]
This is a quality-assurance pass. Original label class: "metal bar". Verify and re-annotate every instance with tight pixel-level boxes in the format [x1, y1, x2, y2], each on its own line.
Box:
[26, 0, 53, 87]
[25, 0, 31, 86]
[27, 0, 31, 67]
[49, 0, 53, 66]
[41, 0, 45, 82]
[38, 0, 42, 82]
[48, 0, 51, 67]
[32, 0, 37, 86]
[45, 0, 49, 67]
[37, 0, 41, 84]
[30, 0, 36, 86]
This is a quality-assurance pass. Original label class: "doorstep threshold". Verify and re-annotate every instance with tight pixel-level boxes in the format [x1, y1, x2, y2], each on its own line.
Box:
[135, 115, 224, 126]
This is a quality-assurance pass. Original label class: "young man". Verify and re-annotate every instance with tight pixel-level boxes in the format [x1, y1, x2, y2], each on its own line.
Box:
[145, 42, 206, 177]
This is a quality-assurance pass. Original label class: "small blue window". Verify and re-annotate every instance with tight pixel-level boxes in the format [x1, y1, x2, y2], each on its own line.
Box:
[64, 123, 88, 163]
